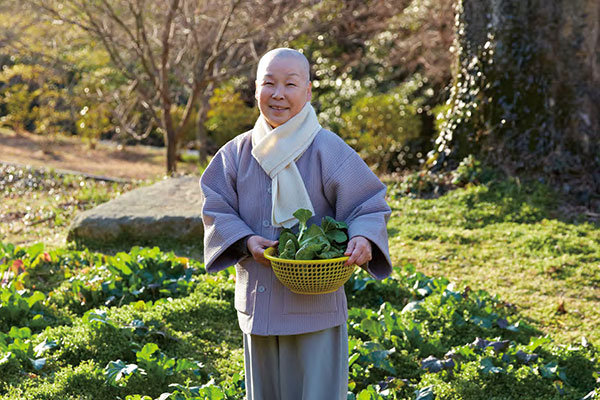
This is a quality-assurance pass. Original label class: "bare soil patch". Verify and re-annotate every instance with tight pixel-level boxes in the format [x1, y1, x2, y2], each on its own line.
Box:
[0, 128, 197, 180]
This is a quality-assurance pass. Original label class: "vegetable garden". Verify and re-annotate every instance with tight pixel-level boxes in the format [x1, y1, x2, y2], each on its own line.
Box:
[1, 243, 598, 399]
[1, 165, 599, 399]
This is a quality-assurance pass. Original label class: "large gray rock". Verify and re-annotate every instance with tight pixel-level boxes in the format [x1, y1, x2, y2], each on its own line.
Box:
[68, 176, 204, 250]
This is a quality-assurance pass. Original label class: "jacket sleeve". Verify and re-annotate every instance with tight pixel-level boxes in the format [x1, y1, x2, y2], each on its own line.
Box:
[323, 149, 392, 280]
[199, 146, 256, 273]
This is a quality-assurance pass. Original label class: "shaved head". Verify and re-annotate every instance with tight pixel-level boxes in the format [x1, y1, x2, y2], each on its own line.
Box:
[254, 48, 312, 127]
[256, 48, 311, 83]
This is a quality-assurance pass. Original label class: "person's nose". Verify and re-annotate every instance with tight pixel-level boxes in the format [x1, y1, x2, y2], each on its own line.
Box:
[271, 84, 284, 99]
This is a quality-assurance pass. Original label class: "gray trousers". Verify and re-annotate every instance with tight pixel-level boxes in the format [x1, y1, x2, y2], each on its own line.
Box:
[243, 324, 348, 400]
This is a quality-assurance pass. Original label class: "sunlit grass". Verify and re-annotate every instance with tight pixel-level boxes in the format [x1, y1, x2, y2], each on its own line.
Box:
[0, 165, 141, 249]
[3, 163, 599, 347]
[387, 180, 600, 346]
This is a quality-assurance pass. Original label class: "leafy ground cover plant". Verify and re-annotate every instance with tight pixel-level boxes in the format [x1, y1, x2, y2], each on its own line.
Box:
[45, 247, 198, 314]
[1, 168, 599, 399]
[0, 244, 598, 399]
[0, 285, 50, 332]
[57, 246, 200, 312]
[344, 267, 600, 400]
[0, 326, 56, 374]
[124, 374, 246, 400]
[1, 242, 101, 294]
[1, 242, 200, 318]
[0, 261, 241, 399]
[105, 342, 204, 387]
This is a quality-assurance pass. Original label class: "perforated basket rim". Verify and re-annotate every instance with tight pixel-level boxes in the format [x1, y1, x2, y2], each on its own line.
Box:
[264, 247, 355, 295]
[263, 247, 349, 264]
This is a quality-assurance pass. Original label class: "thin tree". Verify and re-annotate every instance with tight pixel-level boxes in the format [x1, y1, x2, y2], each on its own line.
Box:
[32, 0, 304, 174]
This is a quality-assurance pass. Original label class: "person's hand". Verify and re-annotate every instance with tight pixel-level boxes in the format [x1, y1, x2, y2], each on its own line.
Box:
[247, 235, 278, 267]
[344, 236, 372, 266]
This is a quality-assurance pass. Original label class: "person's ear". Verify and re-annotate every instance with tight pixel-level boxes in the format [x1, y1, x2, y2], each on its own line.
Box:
[255, 80, 260, 102]
[306, 81, 312, 101]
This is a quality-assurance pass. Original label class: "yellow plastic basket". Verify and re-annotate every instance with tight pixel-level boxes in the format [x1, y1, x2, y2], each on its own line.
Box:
[264, 247, 356, 295]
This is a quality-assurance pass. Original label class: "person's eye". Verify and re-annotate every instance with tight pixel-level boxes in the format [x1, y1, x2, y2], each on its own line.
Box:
[286, 83, 297, 87]
[263, 81, 273, 86]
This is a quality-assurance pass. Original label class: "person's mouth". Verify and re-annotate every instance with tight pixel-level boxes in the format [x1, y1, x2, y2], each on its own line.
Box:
[269, 105, 288, 111]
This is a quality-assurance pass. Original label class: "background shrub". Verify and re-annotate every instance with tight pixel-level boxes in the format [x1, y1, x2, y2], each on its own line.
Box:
[204, 83, 258, 148]
[340, 75, 432, 172]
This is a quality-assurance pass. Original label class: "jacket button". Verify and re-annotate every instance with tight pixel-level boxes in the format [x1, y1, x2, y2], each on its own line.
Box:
[257, 285, 266, 293]
[267, 186, 272, 194]
[262, 220, 270, 227]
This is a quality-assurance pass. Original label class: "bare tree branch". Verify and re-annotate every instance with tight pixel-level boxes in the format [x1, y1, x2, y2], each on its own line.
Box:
[131, 0, 160, 84]
[159, 0, 179, 106]
[29, 0, 312, 173]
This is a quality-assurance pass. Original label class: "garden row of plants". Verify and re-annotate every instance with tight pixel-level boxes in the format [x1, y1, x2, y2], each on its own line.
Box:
[1, 241, 598, 399]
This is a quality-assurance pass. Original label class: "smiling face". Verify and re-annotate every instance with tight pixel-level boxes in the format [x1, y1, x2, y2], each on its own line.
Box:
[255, 50, 312, 128]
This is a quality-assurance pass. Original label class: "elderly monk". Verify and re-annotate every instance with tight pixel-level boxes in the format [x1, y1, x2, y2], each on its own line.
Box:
[199, 48, 392, 400]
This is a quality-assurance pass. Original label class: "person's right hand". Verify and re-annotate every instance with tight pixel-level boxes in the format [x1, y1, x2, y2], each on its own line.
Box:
[247, 235, 278, 267]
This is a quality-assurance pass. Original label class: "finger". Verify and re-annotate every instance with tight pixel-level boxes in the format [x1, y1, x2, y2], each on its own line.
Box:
[259, 239, 278, 249]
[348, 241, 367, 261]
[346, 248, 363, 266]
[344, 240, 356, 256]
[355, 244, 371, 263]
[356, 251, 372, 266]
[254, 245, 274, 267]
[253, 251, 265, 264]
[356, 246, 372, 265]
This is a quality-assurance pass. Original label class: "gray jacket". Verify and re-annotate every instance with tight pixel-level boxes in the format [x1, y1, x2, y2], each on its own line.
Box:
[199, 128, 392, 335]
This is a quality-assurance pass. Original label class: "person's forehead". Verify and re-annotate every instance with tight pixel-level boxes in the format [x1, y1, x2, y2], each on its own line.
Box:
[258, 55, 309, 79]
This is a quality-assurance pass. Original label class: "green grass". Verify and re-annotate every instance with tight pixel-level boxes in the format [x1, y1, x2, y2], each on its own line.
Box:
[0, 249, 242, 400]
[0, 164, 146, 249]
[387, 179, 600, 346]
[2, 164, 600, 399]
[2, 164, 598, 345]
[2, 242, 598, 399]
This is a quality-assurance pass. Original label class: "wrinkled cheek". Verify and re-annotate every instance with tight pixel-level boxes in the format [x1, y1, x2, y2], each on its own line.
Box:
[258, 90, 271, 104]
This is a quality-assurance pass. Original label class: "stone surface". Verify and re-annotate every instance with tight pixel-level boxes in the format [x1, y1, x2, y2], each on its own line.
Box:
[68, 176, 204, 249]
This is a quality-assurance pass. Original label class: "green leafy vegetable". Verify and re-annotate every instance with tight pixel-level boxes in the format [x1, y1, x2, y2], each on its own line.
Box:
[279, 239, 298, 260]
[322, 216, 348, 244]
[277, 209, 348, 260]
[295, 242, 324, 260]
[278, 229, 298, 256]
[293, 208, 314, 242]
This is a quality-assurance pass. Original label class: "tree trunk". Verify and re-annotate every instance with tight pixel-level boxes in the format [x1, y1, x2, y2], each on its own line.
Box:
[163, 111, 178, 175]
[431, 0, 600, 207]
[195, 85, 213, 165]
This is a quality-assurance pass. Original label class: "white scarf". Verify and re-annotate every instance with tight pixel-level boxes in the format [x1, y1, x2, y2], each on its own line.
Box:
[251, 103, 321, 228]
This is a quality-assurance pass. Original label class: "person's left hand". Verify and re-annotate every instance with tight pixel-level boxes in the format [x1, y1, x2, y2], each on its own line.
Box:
[344, 236, 372, 266]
